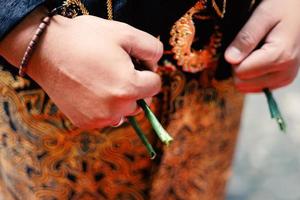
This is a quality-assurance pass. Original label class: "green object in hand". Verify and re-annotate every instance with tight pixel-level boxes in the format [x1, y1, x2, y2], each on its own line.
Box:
[263, 88, 287, 133]
[128, 99, 173, 159]
[128, 116, 157, 160]
[137, 99, 173, 145]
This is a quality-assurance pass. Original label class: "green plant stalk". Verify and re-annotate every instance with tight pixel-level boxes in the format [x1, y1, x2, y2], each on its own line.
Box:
[263, 88, 287, 133]
[137, 99, 173, 145]
[128, 116, 157, 159]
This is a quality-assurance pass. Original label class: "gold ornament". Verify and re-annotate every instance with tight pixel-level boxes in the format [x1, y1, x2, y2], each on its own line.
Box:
[61, 0, 89, 18]
[106, 0, 113, 20]
[212, 0, 227, 18]
[169, 0, 222, 73]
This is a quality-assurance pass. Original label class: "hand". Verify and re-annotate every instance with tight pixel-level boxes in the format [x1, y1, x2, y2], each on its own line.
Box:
[0, 7, 163, 129]
[225, 0, 300, 93]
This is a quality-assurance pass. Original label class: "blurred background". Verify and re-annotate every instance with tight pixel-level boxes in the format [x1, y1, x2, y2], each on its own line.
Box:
[226, 76, 300, 200]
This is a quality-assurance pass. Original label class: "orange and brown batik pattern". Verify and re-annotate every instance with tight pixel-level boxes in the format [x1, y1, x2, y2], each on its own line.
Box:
[0, 1, 244, 199]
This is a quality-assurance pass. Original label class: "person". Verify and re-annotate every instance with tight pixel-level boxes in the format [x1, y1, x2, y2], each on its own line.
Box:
[0, 0, 299, 199]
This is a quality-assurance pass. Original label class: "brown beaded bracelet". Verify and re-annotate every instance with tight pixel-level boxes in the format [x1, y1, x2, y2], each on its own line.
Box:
[18, 6, 64, 77]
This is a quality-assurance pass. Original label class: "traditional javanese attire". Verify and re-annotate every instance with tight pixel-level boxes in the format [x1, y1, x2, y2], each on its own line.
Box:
[0, 0, 258, 199]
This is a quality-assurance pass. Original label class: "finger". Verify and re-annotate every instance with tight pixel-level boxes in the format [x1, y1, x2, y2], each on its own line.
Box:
[125, 102, 142, 116]
[119, 24, 164, 66]
[234, 20, 300, 81]
[233, 43, 285, 80]
[234, 69, 296, 93]
[225, 2, 279, 64]
[117, 98, 152, 120]
[110, 116, 126, 127]
[132, 70, 162, 99]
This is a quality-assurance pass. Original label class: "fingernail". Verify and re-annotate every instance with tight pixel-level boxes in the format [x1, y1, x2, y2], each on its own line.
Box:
[226, 47, 242, 62]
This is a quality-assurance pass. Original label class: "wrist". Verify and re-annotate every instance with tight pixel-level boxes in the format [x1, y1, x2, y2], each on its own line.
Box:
[0, 6, 48, 65]
[0, 5, 69, 88]
[26, 14, 68, 86]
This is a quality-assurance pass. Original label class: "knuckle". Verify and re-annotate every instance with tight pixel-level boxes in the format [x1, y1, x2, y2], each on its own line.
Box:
[117, 21, 132, 31]
[268, 49, 282, 65]
[119, 23, 135, 41]
[265, 47, 285, 67]
[152, 40, 164, 61]
[237, 30, 257, 48]
[273, 43, 297, 65]
[152, 72, 162, 84]
[111, 89, 131, 100]
[282, 51, 297, 64]
[149, 74, 162, 94]
[112, 82, 137, 100]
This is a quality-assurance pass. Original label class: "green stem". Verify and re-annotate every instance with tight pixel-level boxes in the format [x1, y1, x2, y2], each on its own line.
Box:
[128, 116, 157, 159]
[263, 88, 287, 133]
[137, 99, 173, 145]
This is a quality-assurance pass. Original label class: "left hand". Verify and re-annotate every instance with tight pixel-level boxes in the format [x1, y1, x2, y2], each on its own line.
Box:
[225, 0, 300, 93]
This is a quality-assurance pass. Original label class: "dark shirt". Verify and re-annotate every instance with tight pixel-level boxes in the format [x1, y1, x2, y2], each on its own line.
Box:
[0, 0, 259, 80]
[0, 0, 258, 39]
[0, 0, 200, 40]
[0, 0, 46, 40]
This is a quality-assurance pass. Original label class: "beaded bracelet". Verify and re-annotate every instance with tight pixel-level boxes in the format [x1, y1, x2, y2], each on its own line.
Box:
[18, 6, 64, 77]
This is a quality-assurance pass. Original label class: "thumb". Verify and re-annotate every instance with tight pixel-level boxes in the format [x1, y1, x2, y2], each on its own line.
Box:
[225, 3, 278, 64]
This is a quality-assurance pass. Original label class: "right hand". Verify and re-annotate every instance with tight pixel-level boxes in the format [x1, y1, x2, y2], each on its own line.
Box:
[0, 8, 163, 129]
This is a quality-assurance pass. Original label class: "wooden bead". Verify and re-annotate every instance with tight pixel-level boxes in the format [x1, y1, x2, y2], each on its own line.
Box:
[36, 29, 43, 37]
[32, 35, 39, 42]
[42, 16, 51, 25]
[38, 22, 47, 30]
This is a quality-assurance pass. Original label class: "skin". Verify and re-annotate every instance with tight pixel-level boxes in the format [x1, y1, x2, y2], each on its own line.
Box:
[225, 0, 300, 93]
[0, 0, 299, 128]
[0, 7, 163, 129]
